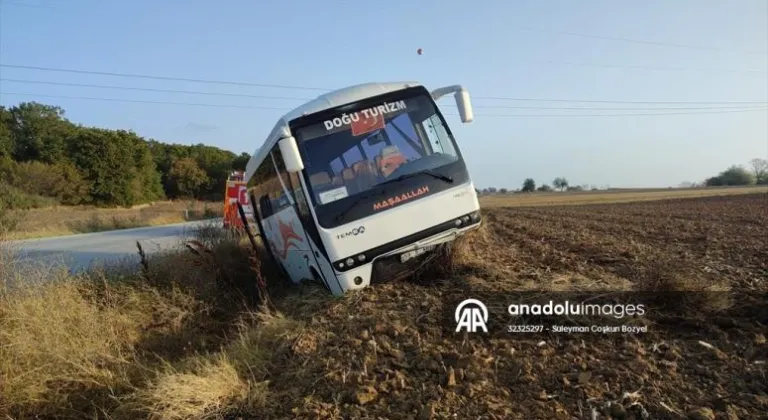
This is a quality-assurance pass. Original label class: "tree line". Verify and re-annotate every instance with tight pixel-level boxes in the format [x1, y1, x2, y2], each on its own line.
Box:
[0, 102, 251, 209]
[3, 101, 763, 209]
[477, 177, 597, 195]
[478, 158, 768, 194]
[701, 158, 768, 187]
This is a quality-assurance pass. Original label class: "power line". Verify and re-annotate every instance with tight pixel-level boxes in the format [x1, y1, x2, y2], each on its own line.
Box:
[476, 104, 767, 111]
[480, 108, 768, 118]
[516, 26, 768, 56]
[3, 58, 765, 96]
[3, 57, 763, 80]
[0, 0, 47, 9]
[538, 58, 766, 75]
[3, 78, 766, 110]
[0, 0, 71, 13]
[1, 91, 765, 118]
[0, 64, 331, 91]
[1, 64, 765, 105]
[476, 96, 768, 105]
[0, 78, 316, 101]
[0, 92, 290, 110]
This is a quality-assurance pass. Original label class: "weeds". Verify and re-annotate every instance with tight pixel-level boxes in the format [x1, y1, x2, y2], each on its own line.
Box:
[0, 219, 282, 419]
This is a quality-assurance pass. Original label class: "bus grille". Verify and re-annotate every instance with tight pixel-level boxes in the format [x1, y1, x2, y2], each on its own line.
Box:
[370, 246, 444, 284]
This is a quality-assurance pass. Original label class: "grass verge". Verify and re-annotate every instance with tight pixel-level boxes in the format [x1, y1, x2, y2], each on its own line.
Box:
[5, 200, 223, 240]
[0, 221, 297, 419]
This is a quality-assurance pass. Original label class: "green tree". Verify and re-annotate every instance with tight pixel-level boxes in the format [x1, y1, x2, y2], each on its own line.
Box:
[537, 184, 552, 192]
[68, 128, 143, 206]
[553, 177, 568, 191]
[232, 152, 251, 171]
[134, 148, 166, 202]
[522, 178, 536, 192]
[189, 144, 237, 199]
[2, 99, 251, 207]
[168, 157, 210, 198]
[0, 106, 14, 158]
[748, 158, 768, 184]
[146, 141, 246, 200]
[0, 160, 91, 205]
[705, 165, 755, 186]
[9, 102, 74, 164]
[114, 130, 165, 203]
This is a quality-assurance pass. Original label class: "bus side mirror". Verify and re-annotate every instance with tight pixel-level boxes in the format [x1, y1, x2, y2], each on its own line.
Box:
[278, 136, 305, 173]
[454, 89, 474, 123]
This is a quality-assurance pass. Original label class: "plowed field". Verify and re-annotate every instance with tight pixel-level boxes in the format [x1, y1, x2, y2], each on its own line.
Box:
[254, 193, 768, 419]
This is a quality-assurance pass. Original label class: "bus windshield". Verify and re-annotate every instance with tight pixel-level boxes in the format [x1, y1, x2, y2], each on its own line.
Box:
[294, 93, 463, 211]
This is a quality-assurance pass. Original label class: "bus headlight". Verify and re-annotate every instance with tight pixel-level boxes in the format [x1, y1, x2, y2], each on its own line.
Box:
[337, 254, 365, 270]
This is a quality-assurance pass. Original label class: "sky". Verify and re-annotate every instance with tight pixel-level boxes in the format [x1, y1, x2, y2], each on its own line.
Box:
[0, 0, 766, 189]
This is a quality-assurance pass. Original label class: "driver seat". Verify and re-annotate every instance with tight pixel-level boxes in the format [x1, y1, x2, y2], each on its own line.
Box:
[377, 145, 406, 177]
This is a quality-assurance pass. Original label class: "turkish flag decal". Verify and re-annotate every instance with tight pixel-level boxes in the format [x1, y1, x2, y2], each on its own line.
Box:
[351, 113, 385, 136]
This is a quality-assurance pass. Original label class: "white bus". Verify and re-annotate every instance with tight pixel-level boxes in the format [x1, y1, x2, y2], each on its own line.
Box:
[243, 81, 482, 296]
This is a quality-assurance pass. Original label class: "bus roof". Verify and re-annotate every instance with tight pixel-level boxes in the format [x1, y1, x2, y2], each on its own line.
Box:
[245, 81, 421, 182]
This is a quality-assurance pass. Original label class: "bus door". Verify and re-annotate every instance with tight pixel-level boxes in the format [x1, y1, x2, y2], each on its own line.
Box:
[265, 153, 318, 286]
[286, 170, 339, 293]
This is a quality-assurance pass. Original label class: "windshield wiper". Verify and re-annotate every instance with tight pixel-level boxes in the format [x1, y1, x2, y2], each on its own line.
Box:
[379, 169, 454, 187]
[333, 170, 453, 223]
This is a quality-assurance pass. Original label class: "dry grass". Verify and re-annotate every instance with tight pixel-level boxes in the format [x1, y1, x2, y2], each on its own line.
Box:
[0, 222, 289, 419]
[480, 184, 767, 207]
[132, 354, 248, 420]
[6, 200, 223, 240]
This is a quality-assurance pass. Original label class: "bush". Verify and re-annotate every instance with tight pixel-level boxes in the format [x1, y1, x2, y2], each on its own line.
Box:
[705, 165, 756, 186]
[0, 183, 57, 210]
[0, 160, 90, 205]
[0, 183, 58, 234]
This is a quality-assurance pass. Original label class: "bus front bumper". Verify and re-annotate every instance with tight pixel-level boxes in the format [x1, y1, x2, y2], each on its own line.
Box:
[331, 212, 482, 294]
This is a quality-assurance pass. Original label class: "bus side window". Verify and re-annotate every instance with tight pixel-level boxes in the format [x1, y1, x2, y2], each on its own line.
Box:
[271, 147, 298, 211]
[259, 194, 272, 218]
[273, 192, 290, 213]
[288, 172, 310, 217]
[422, 115, 456, 156]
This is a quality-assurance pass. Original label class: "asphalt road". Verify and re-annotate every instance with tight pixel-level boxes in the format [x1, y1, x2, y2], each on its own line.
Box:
[6, 218, 223, 273]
